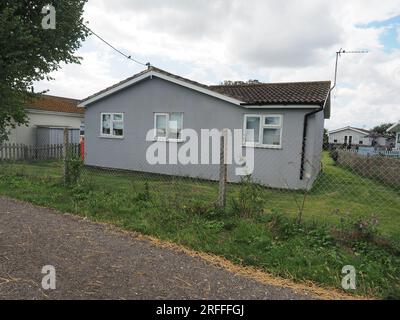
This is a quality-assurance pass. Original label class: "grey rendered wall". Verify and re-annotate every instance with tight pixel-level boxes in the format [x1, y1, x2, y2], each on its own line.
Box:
[304, 110, 324, 187]
[84, 77, 324, 190]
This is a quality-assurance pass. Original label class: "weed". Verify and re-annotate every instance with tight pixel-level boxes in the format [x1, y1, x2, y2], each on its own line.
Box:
[135, 182, 151, 202]
[231, 175, 265, 218]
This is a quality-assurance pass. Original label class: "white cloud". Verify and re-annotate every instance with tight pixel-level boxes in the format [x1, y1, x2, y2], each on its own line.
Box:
[34, 0, 400, 129]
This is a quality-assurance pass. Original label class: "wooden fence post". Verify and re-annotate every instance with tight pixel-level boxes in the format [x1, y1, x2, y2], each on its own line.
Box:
[63, 128, 69, 184]
[218, 128, 228, 208]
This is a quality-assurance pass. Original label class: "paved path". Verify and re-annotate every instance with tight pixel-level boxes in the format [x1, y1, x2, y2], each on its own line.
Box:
[0, 196, 313, 300]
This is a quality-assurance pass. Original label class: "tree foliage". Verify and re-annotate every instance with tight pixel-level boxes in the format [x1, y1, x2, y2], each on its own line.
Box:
[0, 0, 88, 142]
[323, 128, 329, 150]
[221, 79, 261, 86]
[371, 123, 395, 138]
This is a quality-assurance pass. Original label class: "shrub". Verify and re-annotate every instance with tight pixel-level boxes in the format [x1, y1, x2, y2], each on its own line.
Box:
[329, 149, 339, 163]
[334, 214, 381, 243]
[231, 175, 265, 218]
[183, 199, 225, 219]
[266, 211, 304, 239]
[65, 156, 83, 185]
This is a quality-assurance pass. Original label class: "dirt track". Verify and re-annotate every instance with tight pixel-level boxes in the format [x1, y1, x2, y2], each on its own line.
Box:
[0, 196, 313, 300]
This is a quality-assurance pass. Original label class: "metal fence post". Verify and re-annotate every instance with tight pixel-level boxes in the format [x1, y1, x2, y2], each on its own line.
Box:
[63, 128, 69, 184]
[218, 129, 228, 208]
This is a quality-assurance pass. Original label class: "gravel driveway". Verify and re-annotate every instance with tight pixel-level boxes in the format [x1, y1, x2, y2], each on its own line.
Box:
[0, 196, 314, 300]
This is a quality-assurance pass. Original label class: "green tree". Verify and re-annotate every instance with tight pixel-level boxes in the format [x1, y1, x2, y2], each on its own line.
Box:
[323, 128, 329, 150]
[0, 1, 88, 142]
[371, 123, 395, 138]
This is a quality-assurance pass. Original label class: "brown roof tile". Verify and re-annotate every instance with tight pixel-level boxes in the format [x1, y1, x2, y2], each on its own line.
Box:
[81, 67, 331, 107]
[27, 95, 84, 114]
[209, 81, 331, 106]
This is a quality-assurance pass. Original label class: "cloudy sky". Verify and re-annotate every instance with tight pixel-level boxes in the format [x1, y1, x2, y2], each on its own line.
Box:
[34, 0, 400, 130]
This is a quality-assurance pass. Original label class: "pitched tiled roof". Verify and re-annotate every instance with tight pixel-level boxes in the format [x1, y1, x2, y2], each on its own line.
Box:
[27, 94, 84, 114]
[209, 81, 331, 106]
[80, 66, 331, 107]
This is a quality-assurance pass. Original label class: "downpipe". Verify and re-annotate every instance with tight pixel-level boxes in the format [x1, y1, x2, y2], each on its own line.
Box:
[299, 88, 333, 180]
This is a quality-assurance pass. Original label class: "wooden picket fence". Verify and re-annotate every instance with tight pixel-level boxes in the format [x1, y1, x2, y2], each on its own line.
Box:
[0, 143, 80, 161]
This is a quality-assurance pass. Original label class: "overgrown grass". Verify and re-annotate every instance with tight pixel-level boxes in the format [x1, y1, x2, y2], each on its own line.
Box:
[0, 153, 399, 299]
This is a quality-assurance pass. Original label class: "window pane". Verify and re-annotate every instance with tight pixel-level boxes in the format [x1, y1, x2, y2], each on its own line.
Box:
[265, 116, 281, 126]
[102, 114, 111, 134]
[113, 121, 123, 136]
[245, 117, 260, 142]
[168, 113, 183, 139]
[263, 128, 281, 146]
[156, 114, 167, 137]
[80, 121, 85, 136]
[113, 114, 123, 121]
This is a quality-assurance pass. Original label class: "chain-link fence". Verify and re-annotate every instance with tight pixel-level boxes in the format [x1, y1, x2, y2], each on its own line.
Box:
[1, 129, 399, 234]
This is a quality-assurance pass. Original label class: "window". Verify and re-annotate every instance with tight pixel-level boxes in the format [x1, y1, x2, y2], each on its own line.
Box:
[245, 116, 260, 143]
[334, 139, 338, 143]
[80, 120, 85, 136]
[244, 114, 282, 148]
[154, 112, 183, 141]
[359, 140, 363, 145]
[101, 113, 124, 138]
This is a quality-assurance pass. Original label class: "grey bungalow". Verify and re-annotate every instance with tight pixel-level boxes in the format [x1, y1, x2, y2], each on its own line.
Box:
[79, 67, 331, 190]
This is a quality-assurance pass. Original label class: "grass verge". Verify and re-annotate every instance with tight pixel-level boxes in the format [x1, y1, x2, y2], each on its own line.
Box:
[0, 153, 399, 299]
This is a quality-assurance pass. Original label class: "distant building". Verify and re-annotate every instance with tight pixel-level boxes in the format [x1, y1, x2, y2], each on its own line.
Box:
[329, 126, 394, 149]
[328, 126, 372, 146]
[7, 94, 84, 146]
[387, 122, 400, 150]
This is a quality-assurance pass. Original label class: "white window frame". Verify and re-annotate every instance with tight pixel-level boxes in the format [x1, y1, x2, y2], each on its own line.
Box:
[243, 114, 261, 147]
[100, 112, 124, 138]
[154, 112, 184, 142]
[243, 114, 283, 149]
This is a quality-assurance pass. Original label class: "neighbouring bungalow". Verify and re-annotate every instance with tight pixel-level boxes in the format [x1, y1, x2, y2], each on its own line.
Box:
[328, 126, 372, 147]
[7, 94, 84, 146]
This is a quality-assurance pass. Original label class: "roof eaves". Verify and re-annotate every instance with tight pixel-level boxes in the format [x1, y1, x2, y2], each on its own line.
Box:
[79, 67, 244, 107]
[240, 101, 324, 107]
